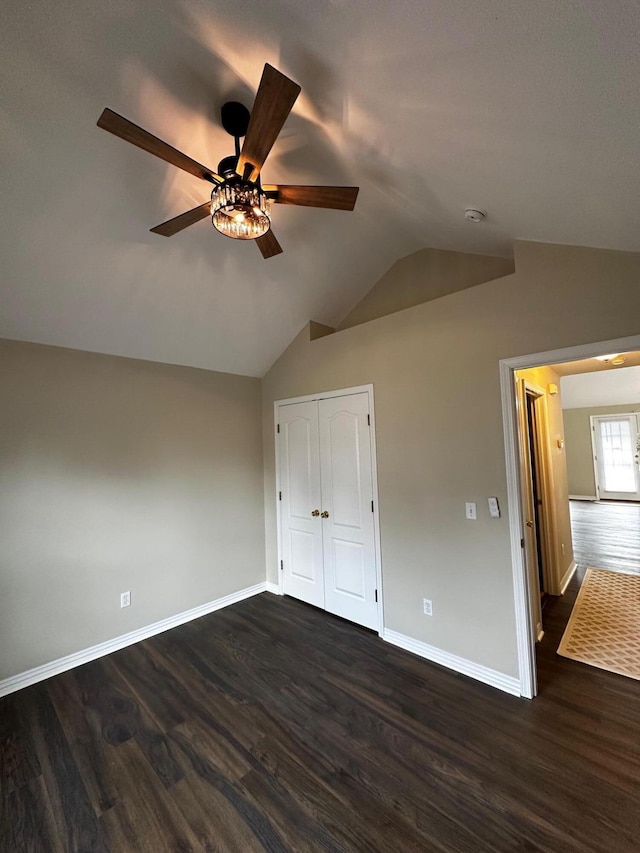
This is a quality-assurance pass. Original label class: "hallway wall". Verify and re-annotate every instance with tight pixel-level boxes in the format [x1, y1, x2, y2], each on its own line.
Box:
[516, 365, 574, 595]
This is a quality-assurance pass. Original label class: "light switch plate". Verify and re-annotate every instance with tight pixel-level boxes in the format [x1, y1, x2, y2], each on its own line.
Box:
[465, 502, 477, 520]
[488, 496, 501, 518]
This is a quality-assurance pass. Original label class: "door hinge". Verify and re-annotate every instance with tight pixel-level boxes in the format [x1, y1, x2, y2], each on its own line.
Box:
[279, 491, 282, 501]
[280, 560, 283, 571]
[520, 538, 525, 549]
[367, 413, 370, 426]
[277, 424, 280, 433]
[375, 589, 378, 603]
[371, 500, 374, 513]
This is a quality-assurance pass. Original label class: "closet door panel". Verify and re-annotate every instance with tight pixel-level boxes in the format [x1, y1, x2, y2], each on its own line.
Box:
[319, 393, 378, 629]
[279, 402, 324, 607]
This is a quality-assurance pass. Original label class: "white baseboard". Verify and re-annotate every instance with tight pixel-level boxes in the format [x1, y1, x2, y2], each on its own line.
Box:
[560, 559, 578, 595]
[383, 629, 522, 697]
[569, 495, 597, 501]
[0, 582, 267, 698]
[265, 581, 282, 595]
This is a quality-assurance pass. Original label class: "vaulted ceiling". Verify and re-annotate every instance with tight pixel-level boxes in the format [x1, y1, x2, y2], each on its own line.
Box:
[2, 1, 639, 377]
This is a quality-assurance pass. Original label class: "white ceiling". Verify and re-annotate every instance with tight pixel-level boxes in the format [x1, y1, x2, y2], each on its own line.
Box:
[2, 1, 639, 377]
[551, 351, 640, 377]
[561, 366, 640, 409]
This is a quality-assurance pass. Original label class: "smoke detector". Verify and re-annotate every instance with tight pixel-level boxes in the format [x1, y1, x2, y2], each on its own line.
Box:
[464, 208, 486, 223]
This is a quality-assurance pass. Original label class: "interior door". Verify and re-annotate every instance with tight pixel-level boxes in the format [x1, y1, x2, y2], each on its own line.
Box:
[592, 414, 640, 501]
[526, 393, 547, 595]
[318, 393, 378, 630]
[517, 380, 543, 642]
[279, 401, 325, 607]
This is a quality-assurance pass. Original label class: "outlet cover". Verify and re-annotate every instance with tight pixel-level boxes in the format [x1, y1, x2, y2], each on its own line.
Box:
[465, 502, 477, 520]
[423, 598, 433, 616]
[120, 591, 131, 608]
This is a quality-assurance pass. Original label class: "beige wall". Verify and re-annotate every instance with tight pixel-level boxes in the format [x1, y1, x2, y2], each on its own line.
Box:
[338, 248, 514, 330]
[564, 403, 640, 496]
[0, 340, 265, 680]
[4, 240, 640, 689]
[263, 241, 640, 679]
[516, 366, 574, 594]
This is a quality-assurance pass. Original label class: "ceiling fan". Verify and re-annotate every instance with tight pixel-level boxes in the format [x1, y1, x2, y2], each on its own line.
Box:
[97, 64, 359, 259]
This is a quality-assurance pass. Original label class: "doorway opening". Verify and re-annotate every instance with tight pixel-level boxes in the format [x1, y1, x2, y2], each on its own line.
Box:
[500, 334, 640, 699]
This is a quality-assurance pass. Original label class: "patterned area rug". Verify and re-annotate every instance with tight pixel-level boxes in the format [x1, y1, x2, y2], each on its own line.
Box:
[557, 567, 640, 680]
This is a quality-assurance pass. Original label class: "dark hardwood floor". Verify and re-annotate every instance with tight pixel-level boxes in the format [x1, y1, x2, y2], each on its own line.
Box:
[3, 586, 640, 852]
[570, 499, 640, 575]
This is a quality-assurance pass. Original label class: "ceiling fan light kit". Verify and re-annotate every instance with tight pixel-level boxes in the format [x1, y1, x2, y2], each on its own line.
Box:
[212, 102, 272, 240]
[211, 179, 272, 240]
[97, 64, 359, 258]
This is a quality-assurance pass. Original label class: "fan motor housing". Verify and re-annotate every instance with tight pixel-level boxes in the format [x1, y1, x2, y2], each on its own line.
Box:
[221, 101, 250, 138]
[217, 155, 239, 178]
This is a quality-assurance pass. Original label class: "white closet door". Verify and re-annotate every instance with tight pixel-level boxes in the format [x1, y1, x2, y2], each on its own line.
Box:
[319, 393, 378, 630]
[279, 402, 325, 607]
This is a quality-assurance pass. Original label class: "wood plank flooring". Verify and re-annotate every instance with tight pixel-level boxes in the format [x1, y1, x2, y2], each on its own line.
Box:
[570, 499, 640, 575]
[2, 587, 640, 852]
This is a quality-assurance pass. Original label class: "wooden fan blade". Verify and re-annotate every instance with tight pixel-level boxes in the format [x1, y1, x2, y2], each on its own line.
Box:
[98, 109, 221, 184]
[150, 201, 212, 237]
[256, 230, 283, 259]
[237, 65, 301, 182]
[263, 185, 359, 211]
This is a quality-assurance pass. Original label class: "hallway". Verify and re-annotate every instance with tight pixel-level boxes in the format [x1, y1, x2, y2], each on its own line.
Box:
[569, 499, 640, 575]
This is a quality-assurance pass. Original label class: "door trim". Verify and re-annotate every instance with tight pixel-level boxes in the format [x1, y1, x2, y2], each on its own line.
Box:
[274, 384, 384, 636]
[500, 333, 640, 699]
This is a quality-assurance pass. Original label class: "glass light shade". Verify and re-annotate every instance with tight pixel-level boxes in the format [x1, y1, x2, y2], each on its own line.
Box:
[211, 179, 271, 240]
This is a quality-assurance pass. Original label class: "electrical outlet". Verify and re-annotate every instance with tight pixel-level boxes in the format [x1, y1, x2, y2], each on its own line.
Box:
[465, 502, 477, 520]
[120, 591, 131, 608]
[423, 598, 433, 616]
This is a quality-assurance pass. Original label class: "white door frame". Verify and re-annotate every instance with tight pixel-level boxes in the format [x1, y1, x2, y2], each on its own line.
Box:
[500, 333, 640, 699]
[274, 384, 385, 635]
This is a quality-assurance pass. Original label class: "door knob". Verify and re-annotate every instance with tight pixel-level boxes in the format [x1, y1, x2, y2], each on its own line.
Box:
[321, 511, 329, 518]
[526, 520, 533, 528]
[311, 509, 320, 517]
